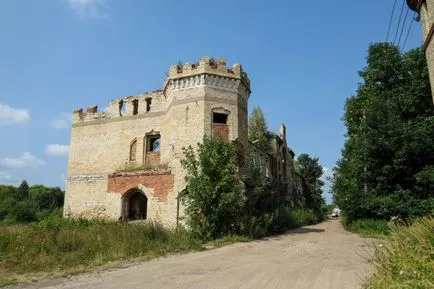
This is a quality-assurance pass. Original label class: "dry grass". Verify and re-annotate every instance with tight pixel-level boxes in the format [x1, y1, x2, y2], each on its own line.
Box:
[364, 216, 434, 289]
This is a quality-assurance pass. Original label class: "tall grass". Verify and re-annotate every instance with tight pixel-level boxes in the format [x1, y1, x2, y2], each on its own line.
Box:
[0, 218, 201, 285]
[342, 218, 391, 238]
[365, 216, 434, 289]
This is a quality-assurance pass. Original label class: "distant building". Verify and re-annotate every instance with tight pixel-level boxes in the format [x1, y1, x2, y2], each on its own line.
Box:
[407, 0, 434, 102]
[65, 57, 305, 226]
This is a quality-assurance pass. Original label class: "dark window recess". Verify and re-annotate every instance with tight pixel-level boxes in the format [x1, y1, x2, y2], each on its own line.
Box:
[146, 98, 152, 112]
[213, 112, 228, 124]
[132, 99, 139, 115]
[148, 136, 161, 152]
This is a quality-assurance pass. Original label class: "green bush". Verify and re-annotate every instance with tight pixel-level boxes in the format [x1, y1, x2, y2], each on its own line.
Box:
[291, 208, 318, 227]
[180, 137, 243, 241]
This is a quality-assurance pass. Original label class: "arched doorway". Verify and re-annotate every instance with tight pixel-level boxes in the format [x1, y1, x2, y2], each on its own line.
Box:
[122, 189, 148, 221]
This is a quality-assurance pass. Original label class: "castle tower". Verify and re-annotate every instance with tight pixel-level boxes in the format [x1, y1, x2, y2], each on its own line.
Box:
[163, 56, 251, 152]
[64, 57, 250, 226]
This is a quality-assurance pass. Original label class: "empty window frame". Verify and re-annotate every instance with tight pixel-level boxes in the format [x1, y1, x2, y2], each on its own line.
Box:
[146, 98, 152, 112]
[147, 135, 160, 152]
[119, 100, 126, 116]
[132, 99, 139, 115]
[213, 112, 228, 124]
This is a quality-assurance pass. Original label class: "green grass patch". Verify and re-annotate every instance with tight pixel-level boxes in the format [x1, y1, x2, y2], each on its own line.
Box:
[365, 216, 434, 289]
[342, 218, 391, 238]
[211, 235, 251, 248]
[0, 218, 201, 285]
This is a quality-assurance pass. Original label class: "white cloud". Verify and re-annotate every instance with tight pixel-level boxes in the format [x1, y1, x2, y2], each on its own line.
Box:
[66, 0, 111, 19]
[46, 144, 70, 157]
[0, 104, 30, 125]
[0, 152, 45, 169]
[0, 171, 16, 184]
[50, 113, 72, 129]
[322, 167, 334, 179]
[0, 171, 12, 181]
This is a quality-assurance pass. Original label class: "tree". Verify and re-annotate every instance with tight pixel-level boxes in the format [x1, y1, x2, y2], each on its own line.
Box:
[248, 106, 271, 151]
[28, 185, 64, 212]
[297, 153, 325, 219]
[332, 43, 434, 222]
[17, 180, 29, 201]
[180, 137, 243, 241]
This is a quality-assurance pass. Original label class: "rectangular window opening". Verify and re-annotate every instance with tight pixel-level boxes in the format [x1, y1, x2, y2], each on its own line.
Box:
[147, 135, 161, 152]
[146, 98, 152, 112]
[132, 99, 139, 115]
[213, 112, 228, 124]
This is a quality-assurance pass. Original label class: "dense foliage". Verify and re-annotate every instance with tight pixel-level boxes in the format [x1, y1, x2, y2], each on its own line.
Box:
[180, 137, 322, 240]
[0, 181, 64, 224]
[297, 153, 325, 220]
[332, 43, 434, 222]
[180, 137, 243, 241]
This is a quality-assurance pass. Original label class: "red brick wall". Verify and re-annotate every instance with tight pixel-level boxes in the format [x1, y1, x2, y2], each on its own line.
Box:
[107, 171, 174, 202]
[212, 124, 229, 140]
[146, 152, 160, 166]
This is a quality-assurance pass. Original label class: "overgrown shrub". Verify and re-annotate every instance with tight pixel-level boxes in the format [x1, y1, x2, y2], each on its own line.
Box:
[180, 137, 243, 241]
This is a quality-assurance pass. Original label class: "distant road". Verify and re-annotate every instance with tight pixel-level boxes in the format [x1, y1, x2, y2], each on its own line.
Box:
[15, 220, 372, 289]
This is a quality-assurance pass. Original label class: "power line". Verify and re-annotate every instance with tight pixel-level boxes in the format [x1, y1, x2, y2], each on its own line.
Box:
[402, 12, 416, 51]
[398, 7, 410, 47]
[386, 0, 398, 42]
[393, 0, 406, 44]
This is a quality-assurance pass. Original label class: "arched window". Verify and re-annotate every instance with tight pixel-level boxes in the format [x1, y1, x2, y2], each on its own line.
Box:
[130, 139, 137, 161]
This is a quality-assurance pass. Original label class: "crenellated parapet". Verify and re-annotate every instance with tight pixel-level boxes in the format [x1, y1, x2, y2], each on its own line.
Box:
[164, 56, 250, 99]
[72, 57, 251, 125]
[72, 90, 164, 125]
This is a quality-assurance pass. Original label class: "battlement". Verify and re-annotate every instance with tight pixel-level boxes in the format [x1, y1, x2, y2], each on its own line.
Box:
[167, 56, 250, 90]
[72, 57, 251, 125]
[72, 90, 164, 124]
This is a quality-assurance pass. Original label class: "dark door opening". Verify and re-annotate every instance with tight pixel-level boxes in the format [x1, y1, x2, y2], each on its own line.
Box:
[124, 190, 148, 220]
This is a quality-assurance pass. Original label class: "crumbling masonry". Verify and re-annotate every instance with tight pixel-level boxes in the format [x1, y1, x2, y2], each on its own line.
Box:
[65, 57, 305, 226]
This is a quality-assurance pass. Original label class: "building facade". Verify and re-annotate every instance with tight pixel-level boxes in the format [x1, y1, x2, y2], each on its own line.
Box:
[408, 0, 434, 102]
[64, 57, 304, 226]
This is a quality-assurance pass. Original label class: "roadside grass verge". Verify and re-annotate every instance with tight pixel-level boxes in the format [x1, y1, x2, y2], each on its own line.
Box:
[342, 218, 391, 238]
[0, 207, 323, 286]
[364, 216, 434, 289]
[0, 218, 201, 285]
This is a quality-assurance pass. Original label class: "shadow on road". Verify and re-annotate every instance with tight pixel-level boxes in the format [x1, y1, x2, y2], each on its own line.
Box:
[286, 228, 325, 234]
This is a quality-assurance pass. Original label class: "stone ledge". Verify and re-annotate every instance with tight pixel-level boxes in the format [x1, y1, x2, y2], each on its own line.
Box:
[67, 174, 108, 183]
[108, 170, 172, 178]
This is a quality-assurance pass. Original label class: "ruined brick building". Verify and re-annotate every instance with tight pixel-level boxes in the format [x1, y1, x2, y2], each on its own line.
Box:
[65, 57, 305, 226]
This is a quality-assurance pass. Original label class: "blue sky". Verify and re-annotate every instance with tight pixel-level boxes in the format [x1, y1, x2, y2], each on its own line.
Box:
[0, 0, 423, 203]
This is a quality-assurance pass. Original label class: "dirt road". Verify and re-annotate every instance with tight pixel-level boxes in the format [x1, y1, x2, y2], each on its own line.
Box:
[16, 220, 373, 289]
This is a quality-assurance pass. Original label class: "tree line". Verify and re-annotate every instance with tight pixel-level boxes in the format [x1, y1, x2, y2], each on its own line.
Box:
[332, 43, 434, 222]
[0, 181, 64, 224]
